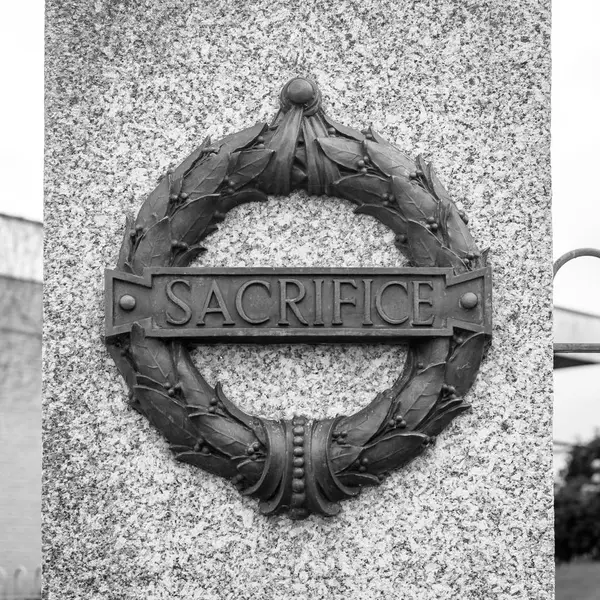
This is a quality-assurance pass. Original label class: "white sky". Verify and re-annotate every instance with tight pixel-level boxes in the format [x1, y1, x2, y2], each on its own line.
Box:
[0, 4, 44, 222]
[0, 2, 597, 446]
[552, 0, 600, 457]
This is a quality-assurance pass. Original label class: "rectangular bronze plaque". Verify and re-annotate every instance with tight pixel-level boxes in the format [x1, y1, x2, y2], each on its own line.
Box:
[105, 267, 492, 342]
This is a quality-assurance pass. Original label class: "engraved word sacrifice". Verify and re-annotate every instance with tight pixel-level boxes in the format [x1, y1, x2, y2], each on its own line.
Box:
[106, 267, 491, 343]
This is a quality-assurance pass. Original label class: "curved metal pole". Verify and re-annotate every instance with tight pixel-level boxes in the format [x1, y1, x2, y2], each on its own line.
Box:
[553, 247, 600, 278]
[554, 248, 600, 354]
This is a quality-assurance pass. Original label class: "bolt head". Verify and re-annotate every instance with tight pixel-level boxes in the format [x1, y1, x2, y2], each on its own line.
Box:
[460, 292, 479, 310]
[119, 294, 136, 311]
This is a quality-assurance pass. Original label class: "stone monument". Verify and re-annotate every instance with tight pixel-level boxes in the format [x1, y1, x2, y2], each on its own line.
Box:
[44, 1, 553, 598]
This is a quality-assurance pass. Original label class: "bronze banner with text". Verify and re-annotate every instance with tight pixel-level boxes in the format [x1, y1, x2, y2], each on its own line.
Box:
[105, 267, 492, 342]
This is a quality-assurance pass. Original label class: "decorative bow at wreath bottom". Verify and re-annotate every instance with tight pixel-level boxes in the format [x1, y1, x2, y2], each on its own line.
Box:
[106, 77, 491, 519]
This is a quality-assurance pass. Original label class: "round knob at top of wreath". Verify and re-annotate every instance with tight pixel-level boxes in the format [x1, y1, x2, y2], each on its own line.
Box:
[279, 76, 322, 115]
[287, 78, 315, 104]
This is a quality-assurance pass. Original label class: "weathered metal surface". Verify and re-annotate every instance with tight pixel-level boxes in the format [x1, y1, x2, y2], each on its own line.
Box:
[104, 77, 492, 518]
[106, 267, 491, 341]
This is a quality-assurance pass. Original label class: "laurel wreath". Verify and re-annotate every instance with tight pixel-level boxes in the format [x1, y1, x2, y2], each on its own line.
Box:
[107, 79, 489, 519]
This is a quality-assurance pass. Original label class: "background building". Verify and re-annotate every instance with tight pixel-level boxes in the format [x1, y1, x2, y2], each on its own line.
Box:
[0, 214, 42, 589]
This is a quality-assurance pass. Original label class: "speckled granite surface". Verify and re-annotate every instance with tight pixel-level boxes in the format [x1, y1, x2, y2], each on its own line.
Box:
[44, 1, 552, 599]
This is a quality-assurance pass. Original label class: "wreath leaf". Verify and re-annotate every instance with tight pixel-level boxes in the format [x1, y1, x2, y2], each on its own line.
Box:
[171, 136, 212, 185]
[445, 332, 486, 396]
[227, 149, 274, 190]
[131, 217, 171, 273]
[215, 383, 267, 446]
[130, 323, 176, 386]
[446, 204, 478, 257]
[172, 343, 215, 407]
[406, 220, 467, 270]
[421, 401, 471, 437]
[329, 443, 364, 472]
[106, 343, 136, 390]
[322, 115, 366, 141]
[335, 389, 395, 448]
[117, 214, 134, 271]
[170, 195, 221, 246]
[181, 151, 230, 198]
[398, 363, 445, 430]
[135, 385, 198, 447]
[336, 472, 380, 487]
[192, 413, 257, 458]
[365, 139, 413, 178]
[361, 431, 427, 472]
[135, 374, 167, 392]
[317, 138, 363, 171]
[134, 174, 171, 230]
[419, 157, 452, 204]
[216, 122, 267, 152]
[236, 457, 266, 483]
[172, 245, 207, 267]
[391, 176, 438, 221]
[330, 173, 390, 205]
[175, 450, 238, 478]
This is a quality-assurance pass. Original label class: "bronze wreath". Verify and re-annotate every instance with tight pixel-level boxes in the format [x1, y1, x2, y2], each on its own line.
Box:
[106, 77, 491, 519]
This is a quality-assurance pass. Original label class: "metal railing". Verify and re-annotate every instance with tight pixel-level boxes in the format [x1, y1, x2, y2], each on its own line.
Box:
[0, 567, 41, 600]
[553, 248, 600, 354]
